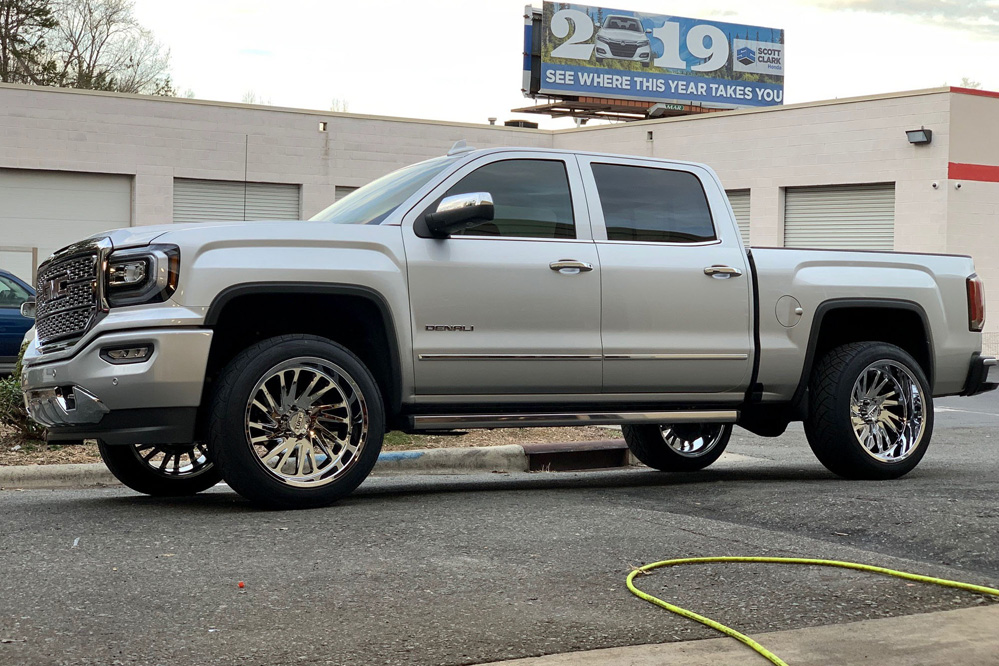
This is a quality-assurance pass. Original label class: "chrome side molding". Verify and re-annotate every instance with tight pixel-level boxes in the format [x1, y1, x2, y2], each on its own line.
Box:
[410, 410, 738, 430]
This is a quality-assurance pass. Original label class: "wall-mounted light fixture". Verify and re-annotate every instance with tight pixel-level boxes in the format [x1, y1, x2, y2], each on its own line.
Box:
[905, 128, 932, 145]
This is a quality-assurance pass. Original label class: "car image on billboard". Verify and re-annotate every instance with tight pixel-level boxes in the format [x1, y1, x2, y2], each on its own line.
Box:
[594, 15, 653, 68]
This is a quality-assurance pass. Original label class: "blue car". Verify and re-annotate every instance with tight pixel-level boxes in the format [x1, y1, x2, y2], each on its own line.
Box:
[0, 270, 35, 375]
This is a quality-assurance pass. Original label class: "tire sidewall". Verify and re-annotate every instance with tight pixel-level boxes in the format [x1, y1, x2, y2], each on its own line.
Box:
[210, 336, 384, 509]
[98, 441, 222, 496]
[624, 423, 732, 472]
[814, 343, 934, 478]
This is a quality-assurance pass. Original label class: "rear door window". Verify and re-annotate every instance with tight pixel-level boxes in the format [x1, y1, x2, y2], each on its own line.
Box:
[591, 163, 716, 243]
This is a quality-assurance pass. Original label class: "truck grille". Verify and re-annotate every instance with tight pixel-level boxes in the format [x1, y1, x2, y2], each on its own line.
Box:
[35, 252, 100, 348]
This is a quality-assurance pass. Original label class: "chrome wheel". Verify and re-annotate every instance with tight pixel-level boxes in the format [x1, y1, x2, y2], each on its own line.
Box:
[850, 360, 926, 463]
[660, 424, 727, 458]
[129, 443, 213, 479]
[244, 356, 369, 488]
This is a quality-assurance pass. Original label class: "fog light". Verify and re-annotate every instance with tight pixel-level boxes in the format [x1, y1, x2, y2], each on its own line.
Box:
[101, 345, 152, 364]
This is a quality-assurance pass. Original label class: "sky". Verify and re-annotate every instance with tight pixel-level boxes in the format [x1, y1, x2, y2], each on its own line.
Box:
[132, 0, 999, 129]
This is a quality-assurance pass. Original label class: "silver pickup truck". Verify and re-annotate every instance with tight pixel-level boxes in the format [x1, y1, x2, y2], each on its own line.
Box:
[20, 146, 998, 509]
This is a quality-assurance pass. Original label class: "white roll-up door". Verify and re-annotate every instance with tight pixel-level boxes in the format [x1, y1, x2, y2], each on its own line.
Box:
[173, 179, 300, 222]
[726, 189, 750, 245]
[0, 169, 132, 281]
[784, 183, 895, 250]
[334, 186, 358, 201]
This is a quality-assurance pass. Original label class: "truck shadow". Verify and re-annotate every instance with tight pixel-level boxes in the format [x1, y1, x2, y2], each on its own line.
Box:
[59, 464, 958, 513]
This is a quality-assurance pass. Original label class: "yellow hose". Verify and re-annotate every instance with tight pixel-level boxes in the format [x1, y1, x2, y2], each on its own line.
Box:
[626, 556, 999, 666]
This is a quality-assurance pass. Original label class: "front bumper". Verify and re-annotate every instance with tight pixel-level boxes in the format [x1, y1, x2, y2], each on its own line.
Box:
[962, 355, 998, 396]
[21, 327, 212, 444]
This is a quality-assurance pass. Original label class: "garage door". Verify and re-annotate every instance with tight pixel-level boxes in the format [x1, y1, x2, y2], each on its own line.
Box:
[173, 179, 301, 222]
[0, 169, 131, 282]
[726, 189, 750, 245]
[334, 186, 358, 201]
[784, 183, 895, 250]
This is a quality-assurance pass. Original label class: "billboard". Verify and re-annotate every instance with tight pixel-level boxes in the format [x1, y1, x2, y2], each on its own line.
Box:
[535, 2, 784, 109]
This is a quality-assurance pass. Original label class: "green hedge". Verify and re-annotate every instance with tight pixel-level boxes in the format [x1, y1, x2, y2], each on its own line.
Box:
[0, 343, 45, 442]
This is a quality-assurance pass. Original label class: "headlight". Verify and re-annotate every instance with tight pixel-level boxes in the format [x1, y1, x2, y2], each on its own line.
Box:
[596, 35, 610, 44]
[104, 244, 180, 307]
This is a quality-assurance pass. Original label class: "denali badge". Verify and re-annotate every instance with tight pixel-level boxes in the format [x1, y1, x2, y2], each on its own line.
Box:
[426, 325, 475, 332]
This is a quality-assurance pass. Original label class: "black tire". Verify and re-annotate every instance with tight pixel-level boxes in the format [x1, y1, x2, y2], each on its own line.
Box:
[98, 441, 221, 496]
[804, 342, 933, 480]
[209, 335, 384, 510]
[623, 423, 732, 472]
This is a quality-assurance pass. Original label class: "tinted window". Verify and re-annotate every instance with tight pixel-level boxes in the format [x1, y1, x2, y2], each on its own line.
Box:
[425, 159, 575, 239]
[0, 275, 31, 309]
[591, 163, 716, 243]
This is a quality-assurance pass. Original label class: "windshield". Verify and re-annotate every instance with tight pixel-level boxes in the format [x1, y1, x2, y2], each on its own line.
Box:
[605, 17, 641, 32]
[311, 155, 459, 224]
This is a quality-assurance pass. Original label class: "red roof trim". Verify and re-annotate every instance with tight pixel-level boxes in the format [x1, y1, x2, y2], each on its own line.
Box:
[949, 162, 999, 182]
[950, 86, 999, 99]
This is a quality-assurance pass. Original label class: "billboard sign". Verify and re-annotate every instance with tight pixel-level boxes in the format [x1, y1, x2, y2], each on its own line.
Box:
[537, 2, 784, 109]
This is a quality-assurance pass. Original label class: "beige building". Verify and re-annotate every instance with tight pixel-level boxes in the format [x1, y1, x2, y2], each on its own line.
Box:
[0, 83, 997, 352]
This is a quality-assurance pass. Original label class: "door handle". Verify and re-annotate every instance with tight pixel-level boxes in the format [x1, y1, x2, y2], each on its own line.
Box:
[704, 265, 743, 278]
[550, 260, 593, 275]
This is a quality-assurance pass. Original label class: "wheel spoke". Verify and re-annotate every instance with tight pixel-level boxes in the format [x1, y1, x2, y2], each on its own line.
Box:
[244, 356, 370, 487]
[659, 424, 723, 458]
[849, 360, 926, 463]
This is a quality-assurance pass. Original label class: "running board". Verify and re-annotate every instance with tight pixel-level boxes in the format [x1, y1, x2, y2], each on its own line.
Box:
[409, 410, 739, 430]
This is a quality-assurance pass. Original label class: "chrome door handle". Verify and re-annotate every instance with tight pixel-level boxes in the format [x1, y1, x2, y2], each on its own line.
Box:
[704, 265, 743, 278]
[550, 260, 593, 274]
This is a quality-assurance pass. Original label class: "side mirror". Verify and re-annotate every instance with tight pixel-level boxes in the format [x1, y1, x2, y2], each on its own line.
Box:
[424, 192, 494, 238]
[20, 300, 36, 319]
[645, 28, 652, 34]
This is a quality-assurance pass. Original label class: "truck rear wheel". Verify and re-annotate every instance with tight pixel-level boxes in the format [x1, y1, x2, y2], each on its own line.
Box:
[98, 441, 221, 496]
[623, 423, 732, 471]
[208, 335, 384, 509]
[804, 342, 933, 479]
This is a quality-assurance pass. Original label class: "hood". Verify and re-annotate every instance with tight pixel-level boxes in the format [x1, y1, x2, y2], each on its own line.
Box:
[94, 221, 294, 250]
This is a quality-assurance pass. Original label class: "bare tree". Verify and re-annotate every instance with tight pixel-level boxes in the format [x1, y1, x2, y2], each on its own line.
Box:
[330, 97, 349, 112]
[241, 89, 271, 105]
[47, 0, 172, 94]
[0, 0, 57, 84]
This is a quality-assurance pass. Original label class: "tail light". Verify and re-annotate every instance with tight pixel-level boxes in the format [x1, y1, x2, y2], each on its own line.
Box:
[967, 274, 986, 332]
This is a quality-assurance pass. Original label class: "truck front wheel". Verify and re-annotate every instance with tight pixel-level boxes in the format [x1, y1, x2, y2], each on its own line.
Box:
[98, 441, 221, 496]
[804, 342, 933, 479]
[623, 423, 732, 471]
[208, 335, 384, 509]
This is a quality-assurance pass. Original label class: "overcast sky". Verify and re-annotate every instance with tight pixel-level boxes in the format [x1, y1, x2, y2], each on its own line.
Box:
[132, 0, 999, 128]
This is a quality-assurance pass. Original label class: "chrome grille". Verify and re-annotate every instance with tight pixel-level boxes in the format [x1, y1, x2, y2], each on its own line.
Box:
[35, 251, 100, 348]
[608, 42, 639, 58]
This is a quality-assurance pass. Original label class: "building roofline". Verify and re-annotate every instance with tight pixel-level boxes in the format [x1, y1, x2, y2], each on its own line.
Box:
[950, 86, 999, 100]
[2, 82, 988, 135]
[0, 81, 551, 134]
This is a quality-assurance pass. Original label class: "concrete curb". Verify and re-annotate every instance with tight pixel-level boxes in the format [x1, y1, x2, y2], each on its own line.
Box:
[0, 439, 632, 490]
[371, 444, 528, 476]
[486, 604, 999, 666]
[0, 463, 117, 490]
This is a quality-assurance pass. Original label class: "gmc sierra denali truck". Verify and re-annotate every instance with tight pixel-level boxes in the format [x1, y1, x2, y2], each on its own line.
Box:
[20, 145, 998, 509]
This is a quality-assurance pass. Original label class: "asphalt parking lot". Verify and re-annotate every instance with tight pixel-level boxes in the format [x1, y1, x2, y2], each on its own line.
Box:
[1, 393, 997, 666]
